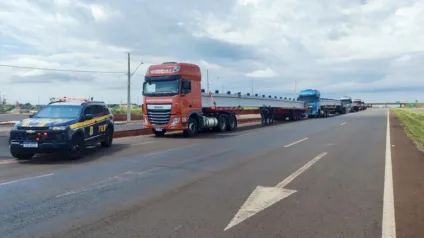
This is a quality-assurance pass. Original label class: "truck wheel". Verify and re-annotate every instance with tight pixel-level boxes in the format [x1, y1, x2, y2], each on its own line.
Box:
[10, 149, 34, 160]
[153, 129, 166, 137]
[101, 128, 114, 148]
[226, 115, 236, 131]
[183, 117, 198, 137]
[65, 134, 85, 160]
[217, 114, 227, 132]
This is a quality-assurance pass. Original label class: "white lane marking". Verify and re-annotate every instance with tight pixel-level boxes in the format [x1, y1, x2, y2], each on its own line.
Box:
[340, 122, 346, 125]
[113, 140, 156, 148]
[276, 152, 327, 188]
[0, 160, 17, 165]
[382, 109, 396, 238]
[0, 173, 54, 186]
[225, 152, 327, 231]
[145, 144, 200, 157]
[284, 137, 308, 148]
[130, 141, 156, 146]
[56, 168, 160, 198]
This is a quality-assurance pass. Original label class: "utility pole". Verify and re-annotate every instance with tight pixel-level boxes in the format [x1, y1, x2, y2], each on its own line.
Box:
[251, 79, 254, 94]
[126, 53, 143, 122]
[206, 69, 210, 93]
[127, 53, 131, 123]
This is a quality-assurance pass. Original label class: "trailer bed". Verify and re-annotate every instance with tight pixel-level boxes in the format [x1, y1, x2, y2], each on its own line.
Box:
[202, 93, 305, 109]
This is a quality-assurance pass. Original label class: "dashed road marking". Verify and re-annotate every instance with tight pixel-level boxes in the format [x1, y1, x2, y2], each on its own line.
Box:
[340, 122, 346, 125]
[56, 168, 159, 198]
[0, 173, 54, 186]
[0, 159, 16, 165]
[284, 138, 308, 148]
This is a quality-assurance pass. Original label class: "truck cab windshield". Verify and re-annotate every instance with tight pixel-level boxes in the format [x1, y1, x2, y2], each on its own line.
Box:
[143, 77, 179, 96]
[34, 105, 82, 119]
[297, 95, 319, 102]
[341, 99, 352, 104]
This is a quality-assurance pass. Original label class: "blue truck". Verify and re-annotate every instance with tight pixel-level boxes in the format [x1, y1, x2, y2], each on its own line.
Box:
[297, 89, 344, 118]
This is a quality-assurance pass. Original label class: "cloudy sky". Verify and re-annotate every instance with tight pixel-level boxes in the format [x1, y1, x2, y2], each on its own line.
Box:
[1, 0, 423, 104]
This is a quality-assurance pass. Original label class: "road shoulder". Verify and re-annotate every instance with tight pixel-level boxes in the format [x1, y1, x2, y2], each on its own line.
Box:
[391, 112, 424, 237]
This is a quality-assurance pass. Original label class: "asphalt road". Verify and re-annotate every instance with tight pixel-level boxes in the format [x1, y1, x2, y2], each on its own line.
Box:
[0, 109, 397, 237]
[0, 113, 28, 122]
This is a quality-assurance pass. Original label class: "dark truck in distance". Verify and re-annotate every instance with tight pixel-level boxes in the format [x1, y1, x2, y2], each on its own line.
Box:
[9, 97, 114, 160]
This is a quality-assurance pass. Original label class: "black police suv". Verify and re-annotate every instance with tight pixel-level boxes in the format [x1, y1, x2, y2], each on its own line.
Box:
[9, 98, 114, 160]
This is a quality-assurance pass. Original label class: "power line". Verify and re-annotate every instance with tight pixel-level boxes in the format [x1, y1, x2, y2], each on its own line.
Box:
[0, 64, 125, 74]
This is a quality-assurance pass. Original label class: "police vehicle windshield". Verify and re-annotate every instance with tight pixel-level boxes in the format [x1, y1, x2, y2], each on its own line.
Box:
[33, 105, 82, 119]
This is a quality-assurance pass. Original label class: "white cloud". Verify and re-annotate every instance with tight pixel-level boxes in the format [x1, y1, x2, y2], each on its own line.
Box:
[246, 68, 277, 78]
[0, 0, 423, 104]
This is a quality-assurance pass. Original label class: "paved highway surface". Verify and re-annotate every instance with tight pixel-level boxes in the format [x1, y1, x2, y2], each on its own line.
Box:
[0, 113, 28, 122]
[0, 109, 406, 237]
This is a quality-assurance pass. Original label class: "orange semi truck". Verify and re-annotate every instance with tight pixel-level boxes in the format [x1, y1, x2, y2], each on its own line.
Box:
[142, 62, 306, 137]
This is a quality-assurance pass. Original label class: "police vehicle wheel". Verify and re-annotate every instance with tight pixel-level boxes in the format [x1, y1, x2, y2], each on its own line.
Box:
[101, 128, 113, 148]
[66, 135, 85, 160]
[10, 149, 34, 160]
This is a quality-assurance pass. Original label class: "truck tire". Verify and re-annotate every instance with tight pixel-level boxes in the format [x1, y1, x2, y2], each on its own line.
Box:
[10, 149, 34, 160]
[65, 134, 85, 160]
[317, 110, 322, 118]
[216, 114, 227, 132]
[183, 117, 198, 137]
[226, 115, 236, 131]
[153, 129, 166, 137]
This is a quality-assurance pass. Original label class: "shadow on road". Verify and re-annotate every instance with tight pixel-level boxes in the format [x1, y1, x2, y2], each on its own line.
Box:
[15, 144, 129, 165]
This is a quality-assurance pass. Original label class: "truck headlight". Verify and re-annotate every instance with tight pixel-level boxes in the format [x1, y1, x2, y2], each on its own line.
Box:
[50, 126, 67, 131]
[171, 118, 180, 125]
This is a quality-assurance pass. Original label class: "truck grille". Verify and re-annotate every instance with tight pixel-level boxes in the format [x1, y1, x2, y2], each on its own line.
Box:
[147, 108, 171, 125]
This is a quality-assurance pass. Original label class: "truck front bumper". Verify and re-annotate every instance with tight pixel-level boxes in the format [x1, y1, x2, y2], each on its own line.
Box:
[144, 115, 188, 131]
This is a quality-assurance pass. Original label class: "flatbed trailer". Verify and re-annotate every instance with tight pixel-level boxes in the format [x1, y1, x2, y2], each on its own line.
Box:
[142, 62, 306, 137]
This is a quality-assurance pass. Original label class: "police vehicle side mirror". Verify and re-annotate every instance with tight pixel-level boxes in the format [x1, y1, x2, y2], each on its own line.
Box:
[29, 113, 34, 118]
[85, 114, 94, 120]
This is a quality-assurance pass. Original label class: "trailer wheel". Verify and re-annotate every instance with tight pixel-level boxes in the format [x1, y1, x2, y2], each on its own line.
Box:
[226, 115, 236, 131]
[183, 117, 198, 137]
[217, 114, 227, 132]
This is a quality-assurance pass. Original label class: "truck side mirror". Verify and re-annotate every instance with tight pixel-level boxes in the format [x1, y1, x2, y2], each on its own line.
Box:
[182, 80, 191, 94]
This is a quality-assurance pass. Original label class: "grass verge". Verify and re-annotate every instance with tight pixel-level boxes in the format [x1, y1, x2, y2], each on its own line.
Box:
[392, 108, 424, 152]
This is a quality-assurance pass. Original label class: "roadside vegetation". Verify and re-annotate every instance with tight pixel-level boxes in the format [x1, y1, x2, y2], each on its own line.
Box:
[108, 105, 142, 115]
[392, 108, 424, 151]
